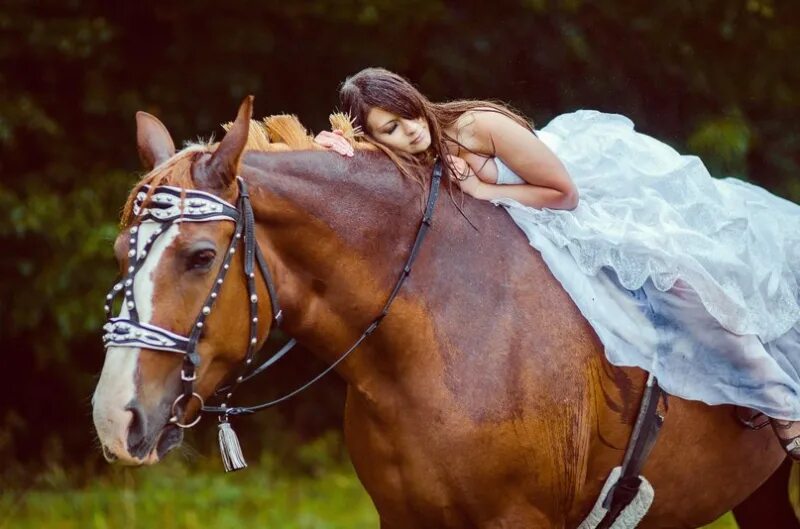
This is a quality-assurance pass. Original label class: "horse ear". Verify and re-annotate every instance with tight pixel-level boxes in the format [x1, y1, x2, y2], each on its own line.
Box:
[136, 111, 176, 170]
[193, 95, 253, 192]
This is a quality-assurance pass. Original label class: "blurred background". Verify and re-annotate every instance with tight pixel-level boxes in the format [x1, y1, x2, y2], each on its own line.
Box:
[1, 0, 798, 527]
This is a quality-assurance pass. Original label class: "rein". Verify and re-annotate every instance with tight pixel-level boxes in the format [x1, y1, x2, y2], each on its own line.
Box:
[103, 161, 443, 471]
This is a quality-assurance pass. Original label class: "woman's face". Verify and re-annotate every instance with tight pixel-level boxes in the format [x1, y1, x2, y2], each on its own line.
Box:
[366, 107, 431, 154]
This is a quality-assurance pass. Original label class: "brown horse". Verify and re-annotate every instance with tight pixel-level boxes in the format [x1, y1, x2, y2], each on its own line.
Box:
[92, 97, 796, 528]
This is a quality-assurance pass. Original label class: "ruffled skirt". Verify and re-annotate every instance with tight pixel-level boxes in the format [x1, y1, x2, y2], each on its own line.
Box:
[493, 110, 800, 419]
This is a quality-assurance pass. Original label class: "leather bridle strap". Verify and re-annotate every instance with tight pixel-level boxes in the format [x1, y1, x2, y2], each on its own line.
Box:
[209, 222, 292, 396]
[202, 160, 443, 417]
[200, 180, 286, 411]
[214, 337, 298, 395]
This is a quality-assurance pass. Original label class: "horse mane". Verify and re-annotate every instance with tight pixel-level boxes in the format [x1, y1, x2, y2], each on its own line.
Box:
[222, 112, 372, 152]
[121, 112, 432, 227]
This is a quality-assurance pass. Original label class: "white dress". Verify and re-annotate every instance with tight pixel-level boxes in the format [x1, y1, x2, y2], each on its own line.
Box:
[492, 110, 800, 420]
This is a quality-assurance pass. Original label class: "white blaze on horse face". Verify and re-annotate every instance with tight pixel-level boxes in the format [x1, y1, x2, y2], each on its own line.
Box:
[134, 222, 181, 323]
[93, 221, 181, 460]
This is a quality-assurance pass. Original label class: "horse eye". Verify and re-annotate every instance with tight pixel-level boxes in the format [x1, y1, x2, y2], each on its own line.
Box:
[188, 249, 216, 270]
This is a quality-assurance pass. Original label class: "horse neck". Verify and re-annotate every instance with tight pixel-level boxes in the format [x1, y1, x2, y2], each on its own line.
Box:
[241, 150, 433, 385]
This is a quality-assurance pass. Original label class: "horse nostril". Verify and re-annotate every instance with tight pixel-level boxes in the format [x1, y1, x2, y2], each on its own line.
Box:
[125, 402, 149, 457]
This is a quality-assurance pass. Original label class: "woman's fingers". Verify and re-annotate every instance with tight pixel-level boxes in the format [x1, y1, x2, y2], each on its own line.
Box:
[337, 144, 354, 156]
[314, 131, 354, 157]
[315, 130, 339, 144]
[324, 131, 353, 156]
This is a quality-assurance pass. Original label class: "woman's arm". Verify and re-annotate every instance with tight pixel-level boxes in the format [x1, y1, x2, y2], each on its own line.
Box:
[469, 181, 577, 208]
[459, 111, 578, 210]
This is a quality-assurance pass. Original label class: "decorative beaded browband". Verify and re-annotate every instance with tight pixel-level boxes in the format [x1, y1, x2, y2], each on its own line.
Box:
[103, 185, 248, 356]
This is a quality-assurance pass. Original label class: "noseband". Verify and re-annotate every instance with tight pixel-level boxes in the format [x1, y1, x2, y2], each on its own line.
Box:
[103, 162, 442, 470]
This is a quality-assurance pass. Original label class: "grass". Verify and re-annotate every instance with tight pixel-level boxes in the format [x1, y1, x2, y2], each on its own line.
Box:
[703, 513, 738, 528]
[1, 435, 379, 529]
[1, 462, 378, 529]
[0, 431, 758, 529]
[0, 469, 742, 529]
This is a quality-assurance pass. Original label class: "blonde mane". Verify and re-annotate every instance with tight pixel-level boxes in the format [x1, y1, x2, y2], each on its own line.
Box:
[223, 112, 372, 153]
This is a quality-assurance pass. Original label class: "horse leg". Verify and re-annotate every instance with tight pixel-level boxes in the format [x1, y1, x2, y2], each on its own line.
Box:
[732, 457, 799, 529]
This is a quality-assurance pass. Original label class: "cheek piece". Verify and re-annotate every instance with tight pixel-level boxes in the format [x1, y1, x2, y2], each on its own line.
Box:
[102, 162, 442, 471]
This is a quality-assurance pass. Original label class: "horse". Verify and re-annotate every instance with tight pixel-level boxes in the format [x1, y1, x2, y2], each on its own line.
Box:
[92, 97, 796, 528]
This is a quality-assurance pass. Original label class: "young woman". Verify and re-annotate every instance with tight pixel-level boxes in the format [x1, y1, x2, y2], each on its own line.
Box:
[315, 67, 800, 459]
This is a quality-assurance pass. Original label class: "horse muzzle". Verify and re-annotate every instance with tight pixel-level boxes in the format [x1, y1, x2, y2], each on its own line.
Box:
[94, 399, 185, 466]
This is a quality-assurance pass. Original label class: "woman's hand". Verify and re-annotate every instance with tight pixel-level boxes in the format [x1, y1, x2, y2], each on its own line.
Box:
[314, 129, 354, 157]
[446, 154, 483, 197]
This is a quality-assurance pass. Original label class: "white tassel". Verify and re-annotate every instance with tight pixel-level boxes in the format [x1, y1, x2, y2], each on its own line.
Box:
[218, 421, 247, 472]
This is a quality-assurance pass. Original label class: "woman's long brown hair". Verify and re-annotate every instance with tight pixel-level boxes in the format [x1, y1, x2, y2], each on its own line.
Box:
[339, 67, 533, 186]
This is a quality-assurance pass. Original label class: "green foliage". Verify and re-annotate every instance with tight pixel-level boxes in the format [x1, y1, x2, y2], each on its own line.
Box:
[687, 114, 751, 179]
[703, 513, 738, 528]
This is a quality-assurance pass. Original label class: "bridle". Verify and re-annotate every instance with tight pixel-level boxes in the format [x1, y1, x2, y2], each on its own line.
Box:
[102, 161, 442, 471]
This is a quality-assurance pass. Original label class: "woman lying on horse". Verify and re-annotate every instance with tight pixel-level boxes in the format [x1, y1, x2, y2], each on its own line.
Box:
[316, 67, 800, 460]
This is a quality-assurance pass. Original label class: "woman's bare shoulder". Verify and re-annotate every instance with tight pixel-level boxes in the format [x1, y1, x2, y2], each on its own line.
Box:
[450, 108, 510, 153]
[455, 109, 528, 152]
[453, 108, 504, 132]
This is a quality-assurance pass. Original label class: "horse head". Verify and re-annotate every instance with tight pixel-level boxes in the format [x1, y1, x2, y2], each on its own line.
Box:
[92, 97, 268, 465]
